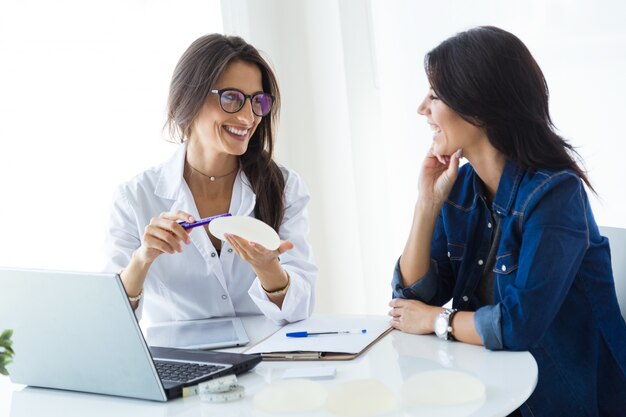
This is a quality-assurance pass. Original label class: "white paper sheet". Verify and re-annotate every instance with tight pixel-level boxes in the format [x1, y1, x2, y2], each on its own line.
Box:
[246, 315, 391, 355]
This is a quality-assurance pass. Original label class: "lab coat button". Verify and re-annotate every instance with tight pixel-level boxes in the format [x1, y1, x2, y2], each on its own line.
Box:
[221, 294, 228, 300]
[211, 252, 216, 258]
[228, 248, 233, 253]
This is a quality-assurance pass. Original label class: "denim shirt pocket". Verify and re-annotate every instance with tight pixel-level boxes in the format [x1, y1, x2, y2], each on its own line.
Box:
[446, 242, 465, 261]
[494, 252, 519, 301]
[444, 241, 466, 278]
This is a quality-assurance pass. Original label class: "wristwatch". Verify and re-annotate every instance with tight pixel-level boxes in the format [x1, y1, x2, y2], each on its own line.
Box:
[434, 308, 458, 341]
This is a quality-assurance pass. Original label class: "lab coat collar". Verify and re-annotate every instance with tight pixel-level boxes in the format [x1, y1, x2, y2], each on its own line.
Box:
[154, 142, 187, 201]
[154, 141, 257, 216]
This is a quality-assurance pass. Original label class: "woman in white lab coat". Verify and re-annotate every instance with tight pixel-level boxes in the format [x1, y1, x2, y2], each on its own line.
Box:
[104, 34, 317, 325]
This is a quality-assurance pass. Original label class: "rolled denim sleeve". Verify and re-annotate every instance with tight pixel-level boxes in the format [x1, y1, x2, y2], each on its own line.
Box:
[391, 257, 439, 302]
[474, 304, 503, 350]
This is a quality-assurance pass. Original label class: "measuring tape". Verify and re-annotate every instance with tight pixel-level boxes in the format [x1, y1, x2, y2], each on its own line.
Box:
[198, 374, 246, 403]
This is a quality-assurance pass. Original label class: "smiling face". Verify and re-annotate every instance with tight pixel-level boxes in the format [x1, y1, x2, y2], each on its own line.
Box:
[417, 89, 485, 157]
[190, 60, 264, 156]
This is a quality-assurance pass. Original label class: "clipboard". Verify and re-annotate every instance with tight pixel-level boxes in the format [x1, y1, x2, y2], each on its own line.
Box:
[244, 315, 393, 361]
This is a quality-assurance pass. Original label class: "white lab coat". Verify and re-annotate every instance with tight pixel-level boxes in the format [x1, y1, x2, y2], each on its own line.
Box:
[103, 143, 317, 325]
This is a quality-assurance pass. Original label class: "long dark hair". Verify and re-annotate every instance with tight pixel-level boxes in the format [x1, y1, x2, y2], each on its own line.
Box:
[166, 34, 285, 230]
[425, 26, 593, 191]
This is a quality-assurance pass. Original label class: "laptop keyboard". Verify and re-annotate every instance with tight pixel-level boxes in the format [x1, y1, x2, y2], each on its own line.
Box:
[154, 360, 226, 383]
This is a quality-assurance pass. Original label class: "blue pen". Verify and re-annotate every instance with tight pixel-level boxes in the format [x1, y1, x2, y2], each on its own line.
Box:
[177, 213, 232, 230]
[286, 329, 367, 338]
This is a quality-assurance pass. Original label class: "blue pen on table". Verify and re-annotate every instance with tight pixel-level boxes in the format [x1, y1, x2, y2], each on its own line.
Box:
[176, 213, 232, 230]
[285, 329, 367, 338]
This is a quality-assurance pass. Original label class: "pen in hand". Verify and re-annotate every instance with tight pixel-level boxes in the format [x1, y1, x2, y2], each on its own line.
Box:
[286, 329, 367, 338]
[176, 213, 231, 230]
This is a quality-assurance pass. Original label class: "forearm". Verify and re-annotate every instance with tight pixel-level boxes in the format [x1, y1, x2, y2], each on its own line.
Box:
[400, 201, 441, 287]
[120, 252, 152, 310]
[254, 258, 289, 309]
[452, 312, 483, 346]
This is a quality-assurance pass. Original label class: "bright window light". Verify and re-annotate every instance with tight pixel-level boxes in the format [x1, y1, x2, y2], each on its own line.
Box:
[0, 1, 222, 271]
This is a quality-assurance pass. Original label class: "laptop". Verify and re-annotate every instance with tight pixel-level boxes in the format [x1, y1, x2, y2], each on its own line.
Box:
[0, 267, 262, 401]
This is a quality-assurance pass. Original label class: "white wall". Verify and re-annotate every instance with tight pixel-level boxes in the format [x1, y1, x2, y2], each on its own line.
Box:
[0, 0, 222, 271]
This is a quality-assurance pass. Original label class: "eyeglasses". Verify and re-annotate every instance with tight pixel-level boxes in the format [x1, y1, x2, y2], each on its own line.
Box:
[209, 88, 274, 117]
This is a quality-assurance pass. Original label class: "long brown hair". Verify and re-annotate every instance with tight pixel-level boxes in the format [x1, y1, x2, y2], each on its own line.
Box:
[425, 26, 594, 191]
[166, 34, 285, 230]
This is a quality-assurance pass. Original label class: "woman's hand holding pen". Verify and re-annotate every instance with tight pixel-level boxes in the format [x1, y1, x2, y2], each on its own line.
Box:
[121, 210, 193, 309]
[135, 210, 194, 265]
[418, 148, 463, 208]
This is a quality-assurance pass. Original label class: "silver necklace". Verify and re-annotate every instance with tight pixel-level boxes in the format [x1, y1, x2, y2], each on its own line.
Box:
[186, 161, 238, 182]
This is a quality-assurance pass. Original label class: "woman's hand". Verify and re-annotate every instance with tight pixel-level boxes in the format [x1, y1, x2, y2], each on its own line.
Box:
[225, 233, 293, 271]
[225, 234, 295, 297]
[134, 210, 193, 265]
[388, 298, 442, 334]
[418, 148, 463, 208]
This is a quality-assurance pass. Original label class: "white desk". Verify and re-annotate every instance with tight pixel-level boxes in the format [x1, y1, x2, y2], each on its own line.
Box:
[0, 314, 537, 417]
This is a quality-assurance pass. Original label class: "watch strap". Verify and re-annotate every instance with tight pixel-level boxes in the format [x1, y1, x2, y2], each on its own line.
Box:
[446, 309, 458, 341]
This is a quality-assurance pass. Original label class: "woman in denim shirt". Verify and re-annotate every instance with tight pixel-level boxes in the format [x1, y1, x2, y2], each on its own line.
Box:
[389, 26, 626, 417]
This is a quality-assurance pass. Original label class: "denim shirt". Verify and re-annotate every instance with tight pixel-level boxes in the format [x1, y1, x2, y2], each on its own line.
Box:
[392, 161, 626, 417]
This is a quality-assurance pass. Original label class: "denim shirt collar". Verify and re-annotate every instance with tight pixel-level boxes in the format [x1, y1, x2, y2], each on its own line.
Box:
[489, 160, 524, 217]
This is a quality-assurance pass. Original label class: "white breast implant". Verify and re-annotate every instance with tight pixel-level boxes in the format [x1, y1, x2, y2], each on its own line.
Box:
[209, 215, 280, 250]
[400, 369, 486, 406]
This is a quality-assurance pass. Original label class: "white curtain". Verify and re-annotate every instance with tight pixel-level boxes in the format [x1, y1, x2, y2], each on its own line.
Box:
[223, 0, 394, 314]
[223, 0, 626, 315]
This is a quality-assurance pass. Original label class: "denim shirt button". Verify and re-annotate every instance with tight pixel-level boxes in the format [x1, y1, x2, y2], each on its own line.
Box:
[487, 222, 492, 229]
[478, 259, 484, 266]
[447, 252, 451, 258]
[501, 264, 507, 272]
[462, 295, 469, 302]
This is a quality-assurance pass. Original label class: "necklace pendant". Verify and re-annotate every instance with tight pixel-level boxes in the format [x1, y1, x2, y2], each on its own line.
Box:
[210, 176, 215, 181]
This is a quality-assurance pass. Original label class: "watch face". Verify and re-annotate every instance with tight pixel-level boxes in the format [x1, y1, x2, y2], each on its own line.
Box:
[434, 315, 447, 337]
